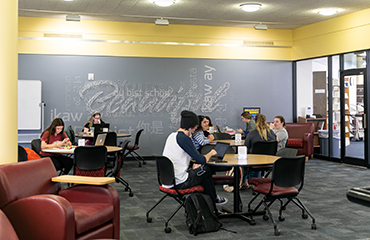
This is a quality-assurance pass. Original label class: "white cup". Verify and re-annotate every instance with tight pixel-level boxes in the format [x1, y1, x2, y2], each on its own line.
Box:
[103, 127, 108, 132]
[235, 133, 242, 143]
[209, 126, 214, 133]
[78, 139, 85, 146]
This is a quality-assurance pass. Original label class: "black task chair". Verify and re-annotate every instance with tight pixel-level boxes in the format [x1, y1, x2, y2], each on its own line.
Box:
[18, 145, 28, 162]
[31, 139, 41, 156]
[212, 132, 232, 140]
[250, 156, 316, 236]
[103, 132, 118, 167]
[74, 145, 107, 177]
[146, 156, 204, 233]
[106, 140, 134, 197]
[124, 129, 145, 167]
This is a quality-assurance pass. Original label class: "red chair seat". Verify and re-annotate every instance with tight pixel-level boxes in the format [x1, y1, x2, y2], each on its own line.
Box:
[287, 138, 303, 148]
[126, 145, 139, 150]
[254, 183, 299, 196]
[249, 177, 272, 186]
[159, 185, 203, 195]
[72, 203, 114, 234]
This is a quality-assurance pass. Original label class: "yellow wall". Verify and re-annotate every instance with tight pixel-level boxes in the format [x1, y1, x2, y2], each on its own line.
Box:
[0, 1, 18, 164]
[293, 8, 370, 60]
[18, 17, 292, 60]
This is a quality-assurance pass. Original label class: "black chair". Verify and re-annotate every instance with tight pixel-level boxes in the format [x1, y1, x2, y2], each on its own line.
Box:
[31, 139, 41, 156]
[65, 125, 76, 145]
[107, 140, 134, 197]
[74, 145, 107, 177]
[103, 132, 118, 167]
[124, 129, 145, 167]
[276, 148, 298, 157]
[250, 156, 316, 236]
[212, 132, 232, 140]
[18, 145, 28, 162]
[146, 156, 204, 233]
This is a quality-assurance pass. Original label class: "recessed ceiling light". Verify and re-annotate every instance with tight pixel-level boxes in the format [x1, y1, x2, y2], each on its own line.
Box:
[240, 3, 262, 12]
[64, 0, 74, 1]
[153, 0, 175, 7]
[318, 8, 338, 16]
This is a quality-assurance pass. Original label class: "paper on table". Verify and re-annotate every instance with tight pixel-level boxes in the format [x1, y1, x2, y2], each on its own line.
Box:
[238, 146, 247, 163]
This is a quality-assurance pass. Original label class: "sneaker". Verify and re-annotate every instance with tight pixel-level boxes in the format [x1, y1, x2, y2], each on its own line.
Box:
[215, 195, 228, 205]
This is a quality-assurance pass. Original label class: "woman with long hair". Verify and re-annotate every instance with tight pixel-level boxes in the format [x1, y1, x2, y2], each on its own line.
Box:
[40, 118, 73, 174]
[192, 115, 215, 150]
[83, 112, 105, 133]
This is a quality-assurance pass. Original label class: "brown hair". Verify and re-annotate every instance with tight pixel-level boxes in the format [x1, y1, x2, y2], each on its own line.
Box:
[274, 115, 286, 127]
[241, 111, 252, 119]
[254, 114, 270, 141]
[41, 118, 65, 143]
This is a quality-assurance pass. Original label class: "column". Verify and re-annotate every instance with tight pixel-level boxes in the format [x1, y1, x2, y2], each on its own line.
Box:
[0, 1, 18, 164]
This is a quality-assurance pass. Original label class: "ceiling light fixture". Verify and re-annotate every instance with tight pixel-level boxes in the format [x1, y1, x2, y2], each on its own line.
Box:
[254, 23, 267, 30]
[318, 8, 338, 16]
[66, 14, 80, 22]
[240, 3, 262, 12]
[155, 18, 169, 26]
[153, 0, 175, 7]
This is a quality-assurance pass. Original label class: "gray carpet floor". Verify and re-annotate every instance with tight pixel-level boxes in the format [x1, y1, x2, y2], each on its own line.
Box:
[112, 158, 370, 239]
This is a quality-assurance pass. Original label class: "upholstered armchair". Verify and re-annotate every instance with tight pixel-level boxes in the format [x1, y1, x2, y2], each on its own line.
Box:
[0, 158, 120, 240]
[285, 123, 314, 158]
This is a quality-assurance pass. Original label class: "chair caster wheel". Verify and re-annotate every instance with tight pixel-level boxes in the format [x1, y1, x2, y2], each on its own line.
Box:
[165, 227, 171, 233]
[146, 218, 152, 223]
[278, 216, 285, 221]
[274, 229, 281, 236]
[302, 213, 308, 219]
[249, 219, 256, 225]
[263, 215, 269, 221]
[311, 223, 317, 230]
[129, 192, 134, 197]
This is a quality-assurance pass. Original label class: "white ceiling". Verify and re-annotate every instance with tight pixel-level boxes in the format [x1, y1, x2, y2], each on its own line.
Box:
[18, 0, 370, 29]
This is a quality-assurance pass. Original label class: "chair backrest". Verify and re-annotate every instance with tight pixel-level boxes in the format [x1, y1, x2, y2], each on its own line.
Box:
[74, 145, 107, 177]
[65, 125, 76, 145]
[0, 209, 19, 240]
[18, 145, 28, 162]
[252, 141, 278, 155]
[155, 156, 176, 187]
[104, 132, 117, 146]
[213, 132, 232, 140]
[0, 158, 60, 209]
[134, 129, 144, 146]
[285, 123, 314, 139]
[114, 140, 131, 173]
[276, 148, 298, 157]
[272, 155, 306, 189]
[31, 139, 41, 155]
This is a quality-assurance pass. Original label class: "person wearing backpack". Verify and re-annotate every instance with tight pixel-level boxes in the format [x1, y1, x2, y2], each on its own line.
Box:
[162, 110, 228, 207]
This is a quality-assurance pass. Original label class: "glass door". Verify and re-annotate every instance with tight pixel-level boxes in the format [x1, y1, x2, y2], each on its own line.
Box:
[340, 69, 367, 166]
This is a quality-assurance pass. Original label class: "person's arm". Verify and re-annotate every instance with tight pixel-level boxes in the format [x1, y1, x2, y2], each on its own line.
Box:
[62, 132, 71, 146]
[193, 131, 210, 147]
[207, 134, 214, 141]
[83, 122, 90, 133]
[40, 132, 62, 150]
[177, 132, 207, 164]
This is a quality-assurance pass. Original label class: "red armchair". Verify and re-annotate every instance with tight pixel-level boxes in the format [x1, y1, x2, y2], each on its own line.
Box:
[0, 158, 120, 240]
[285, 123, 314, 158]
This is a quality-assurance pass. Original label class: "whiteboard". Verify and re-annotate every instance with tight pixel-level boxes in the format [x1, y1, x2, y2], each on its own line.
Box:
[18, 80, 42, 130]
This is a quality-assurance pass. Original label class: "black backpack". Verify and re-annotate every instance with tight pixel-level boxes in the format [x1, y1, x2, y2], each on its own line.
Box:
[65, 125, 76, 145]
[185, 193, 222, 235]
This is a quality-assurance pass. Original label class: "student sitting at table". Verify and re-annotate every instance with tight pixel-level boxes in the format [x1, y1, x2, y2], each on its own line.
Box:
[83, 112, 105, 133]
[236, 111, 256, 137]
[163, 110, 227, 206]
[192, 115, 215, 150]
[40, 118, 73, 174]
[203, 116, 213, 138]
[243, 113, 276, 188]
[269, 115, 289, 152]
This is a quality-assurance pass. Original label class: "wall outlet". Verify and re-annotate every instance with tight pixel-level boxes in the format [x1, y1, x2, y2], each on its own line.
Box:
[88, 73, 94, 80]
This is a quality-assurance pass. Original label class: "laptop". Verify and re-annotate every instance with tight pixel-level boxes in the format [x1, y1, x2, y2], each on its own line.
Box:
[95, 133, 107, 146]
[209, 142, 230, 162]
[93, 123, 110, 135]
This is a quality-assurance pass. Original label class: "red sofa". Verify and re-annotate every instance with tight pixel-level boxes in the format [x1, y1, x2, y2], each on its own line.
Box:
[0, 158, 120, 240]
[285, 123, 314, 158]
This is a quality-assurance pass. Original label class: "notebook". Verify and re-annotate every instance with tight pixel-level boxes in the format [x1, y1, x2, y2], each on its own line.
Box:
[95, 133, 107, 146]
[209, 142, 230, 162]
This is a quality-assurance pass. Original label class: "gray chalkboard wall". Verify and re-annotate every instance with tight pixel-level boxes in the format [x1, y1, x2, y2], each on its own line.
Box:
[18, 54, 292, 155]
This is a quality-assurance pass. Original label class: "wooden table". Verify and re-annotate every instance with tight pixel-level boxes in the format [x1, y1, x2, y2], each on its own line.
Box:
[75, 133, 131, 138]
[43, 146, 122, 154]
[210, 139, 245, 146]
[207, 154, 280, 224]
[52, 175, 115, 185]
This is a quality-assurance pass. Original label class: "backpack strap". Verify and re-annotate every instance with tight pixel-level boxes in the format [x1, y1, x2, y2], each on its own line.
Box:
[190, 194, 203, 229]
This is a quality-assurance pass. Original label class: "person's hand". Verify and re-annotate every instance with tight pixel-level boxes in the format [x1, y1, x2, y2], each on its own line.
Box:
[236, 128, 243, 134]
[210, 149, 217, 156]
[269, 122, 274, 130]
[208, 134, 214, 141]
[192, 163, 201, 169]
